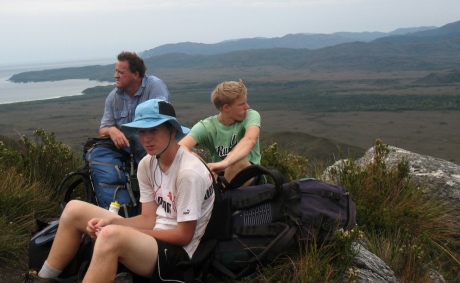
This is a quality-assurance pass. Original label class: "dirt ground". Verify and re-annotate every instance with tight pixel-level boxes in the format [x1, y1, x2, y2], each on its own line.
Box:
[0, 262, 27, 282]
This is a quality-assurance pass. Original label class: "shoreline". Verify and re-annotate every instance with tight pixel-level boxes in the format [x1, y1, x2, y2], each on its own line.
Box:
[0, 93, 86, 106]
[0, 58, 114, 105]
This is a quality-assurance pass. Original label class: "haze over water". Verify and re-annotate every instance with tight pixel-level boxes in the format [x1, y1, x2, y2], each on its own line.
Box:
[0, 59, 114, 105]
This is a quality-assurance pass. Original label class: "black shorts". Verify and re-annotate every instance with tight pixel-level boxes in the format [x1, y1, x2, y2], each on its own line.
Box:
[150, 240, 191, 282]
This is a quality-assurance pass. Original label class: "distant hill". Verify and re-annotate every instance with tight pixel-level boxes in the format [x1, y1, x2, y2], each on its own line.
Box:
[372, 20, 460, 44]
[139, 26, 437, 57]
[8, 64, 114, 83]
[260, 131, 365, 163]
[142, 35, 460, 72]
[413, 69, 460, 85]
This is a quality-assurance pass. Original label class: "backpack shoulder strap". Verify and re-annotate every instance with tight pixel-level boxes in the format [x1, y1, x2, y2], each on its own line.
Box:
[226, 165, 286, 210]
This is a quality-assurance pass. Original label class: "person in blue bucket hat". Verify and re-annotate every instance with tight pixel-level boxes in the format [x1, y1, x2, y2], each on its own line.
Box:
[25, 99, 215, 283]
[121, 98, 190, 142]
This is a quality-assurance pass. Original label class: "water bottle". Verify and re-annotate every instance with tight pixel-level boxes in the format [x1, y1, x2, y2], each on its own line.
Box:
[109, 201, 120, 214]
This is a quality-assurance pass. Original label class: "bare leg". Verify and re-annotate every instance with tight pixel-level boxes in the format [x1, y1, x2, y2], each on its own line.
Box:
[83, 225, 158, 283]
[46, 200, 121, 271]
[224, 158, 253, 187]
[191, 151, 254, 187]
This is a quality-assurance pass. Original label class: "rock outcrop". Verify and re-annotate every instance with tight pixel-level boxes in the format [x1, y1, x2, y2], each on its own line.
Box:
[337, 243, 400, 283]
[356, 145, 460, 225]
[325, 145, 459, 283]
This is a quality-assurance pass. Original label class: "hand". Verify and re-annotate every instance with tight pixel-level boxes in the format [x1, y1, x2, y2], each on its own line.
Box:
[207, 161, 227, 176]
[86, 218, 111, 239]
[109, 128, 130, 148]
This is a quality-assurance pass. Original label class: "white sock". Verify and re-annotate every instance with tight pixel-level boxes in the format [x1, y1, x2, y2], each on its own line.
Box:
[37, 260, 62, 279]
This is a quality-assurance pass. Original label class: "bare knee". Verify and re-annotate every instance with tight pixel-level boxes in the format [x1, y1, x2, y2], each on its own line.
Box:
[93, 225, 125, 255]
[60, 200, 87, 224]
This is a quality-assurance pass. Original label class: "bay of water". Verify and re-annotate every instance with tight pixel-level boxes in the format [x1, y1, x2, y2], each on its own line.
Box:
[0, 59, 114, 105]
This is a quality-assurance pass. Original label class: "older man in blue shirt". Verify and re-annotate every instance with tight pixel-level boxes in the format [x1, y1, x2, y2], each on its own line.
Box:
[99, 51, 170, 162]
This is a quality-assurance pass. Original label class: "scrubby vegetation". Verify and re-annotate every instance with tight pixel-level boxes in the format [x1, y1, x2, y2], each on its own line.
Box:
[0, 129, 82, 267]
[0, 131, 459, 282]
[324, 141, 459, 282]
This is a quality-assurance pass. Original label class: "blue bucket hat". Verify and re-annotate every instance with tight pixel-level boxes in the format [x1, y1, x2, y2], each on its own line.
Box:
[121, 99, 190, 140]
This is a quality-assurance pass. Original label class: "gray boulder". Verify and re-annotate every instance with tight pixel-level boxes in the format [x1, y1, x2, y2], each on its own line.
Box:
[324, 145, 459, 283]
[356, 145, 460, 224]
[337, 243, 399, 283]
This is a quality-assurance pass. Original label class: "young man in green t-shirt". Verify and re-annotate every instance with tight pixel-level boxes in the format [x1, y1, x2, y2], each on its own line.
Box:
[179, 80, 261, 185]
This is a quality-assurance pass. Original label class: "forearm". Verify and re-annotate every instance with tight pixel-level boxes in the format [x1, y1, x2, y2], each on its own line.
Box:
[136, 220, 196, 247]
[110, 214, 156, 230]
[138, 227, 193, 247]
[99, 126, 118, 137]
[223, 138, 256, 166]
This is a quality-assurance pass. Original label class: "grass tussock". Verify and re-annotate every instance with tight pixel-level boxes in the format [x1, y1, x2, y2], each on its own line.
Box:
[0, 167, 55, 265]
[0, 130, 459, 282]
[250, 227, 364, 283]
[0, 129, 81, 267]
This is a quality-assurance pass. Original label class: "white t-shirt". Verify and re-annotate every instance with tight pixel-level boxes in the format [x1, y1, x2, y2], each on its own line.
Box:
[137, 146, 215, 258]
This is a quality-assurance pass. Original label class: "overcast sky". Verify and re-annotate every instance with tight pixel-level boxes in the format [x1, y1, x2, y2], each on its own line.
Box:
[1, 0, 459, 66]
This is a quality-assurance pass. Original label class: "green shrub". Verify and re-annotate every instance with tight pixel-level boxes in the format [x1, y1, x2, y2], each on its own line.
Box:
[0, 129, 81, 190]
[261, 142, 310, 180]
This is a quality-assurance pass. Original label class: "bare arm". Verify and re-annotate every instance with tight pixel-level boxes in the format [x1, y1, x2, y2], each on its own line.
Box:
[87, 201, 157, 239]
[207, 125, 260, 174]
[178, 135, 198, 152]
[139, 221, 197, 246]
[113, 201, 196, 246]
[89, 201, 196, 246]
[111, 202, 157, 228]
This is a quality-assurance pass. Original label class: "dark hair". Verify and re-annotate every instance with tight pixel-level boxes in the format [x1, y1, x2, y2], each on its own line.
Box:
[117, 51, 146, 77]
[164, 122, 173, 130]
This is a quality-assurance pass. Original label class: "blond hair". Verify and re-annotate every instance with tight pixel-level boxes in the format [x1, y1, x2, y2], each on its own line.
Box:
[211, 80, 247, 111]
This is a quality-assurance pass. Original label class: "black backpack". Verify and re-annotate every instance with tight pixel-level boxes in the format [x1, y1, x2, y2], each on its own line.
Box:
[193, 164, 357, 281]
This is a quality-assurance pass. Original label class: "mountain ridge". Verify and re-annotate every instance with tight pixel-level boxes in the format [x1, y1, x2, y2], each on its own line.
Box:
[139, 26, 438, 58]
[372, 20, 460, 44]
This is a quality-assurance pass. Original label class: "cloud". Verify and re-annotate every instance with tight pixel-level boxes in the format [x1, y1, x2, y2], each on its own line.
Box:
[2, 0, 146, 14]
[1, 0, 343, 15]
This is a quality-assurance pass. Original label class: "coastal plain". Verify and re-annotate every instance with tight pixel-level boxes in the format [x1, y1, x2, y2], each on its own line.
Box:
[1, 68, 459, 166]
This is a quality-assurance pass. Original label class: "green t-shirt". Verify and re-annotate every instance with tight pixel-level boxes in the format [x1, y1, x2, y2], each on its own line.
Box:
[189, 109, 261, 164]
